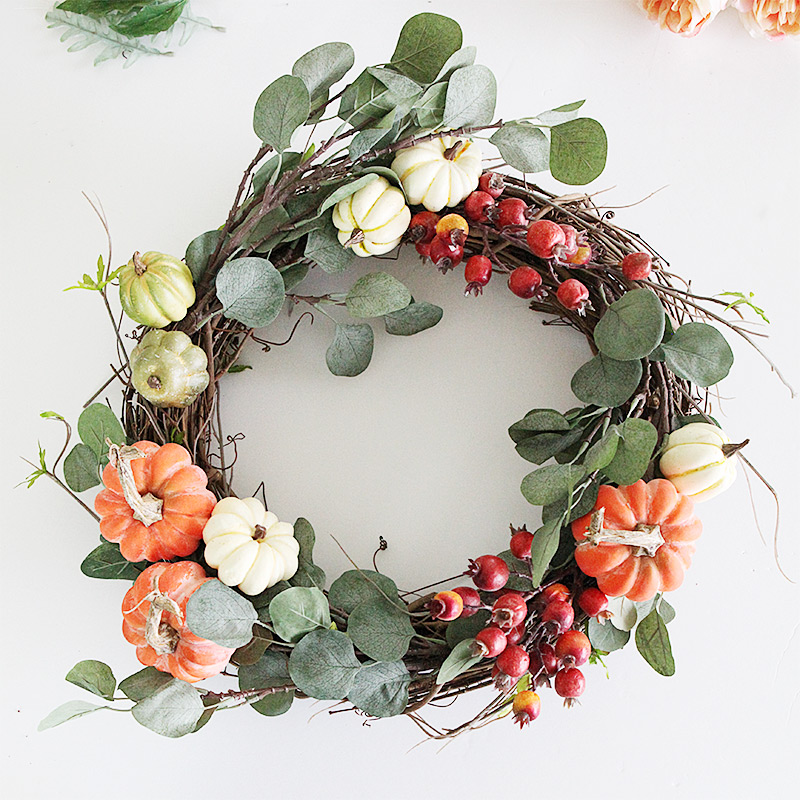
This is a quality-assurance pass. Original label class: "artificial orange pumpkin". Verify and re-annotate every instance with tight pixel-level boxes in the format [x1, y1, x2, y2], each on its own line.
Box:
[571, 479, 702, 602]
[95, 440, 216, 563]
[122, 561, 235, 683]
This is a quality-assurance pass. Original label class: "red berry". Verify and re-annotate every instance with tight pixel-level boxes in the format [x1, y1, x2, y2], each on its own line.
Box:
[512, 690, 541, 728]
[479, 171, 505, 198]
[556, 279, 590, 313]
[542, 600, 575, 632]
[429, 590, 464, 621]
[452, 586, 482, 617]
[507, 266, 543, 299]
[538, 642, 559, 675]
[464, 255, 493, 297]
[621, 251, 652, 280]
[429, 236, 464, 272]
[510, 529, 534, 560]
[526, 219, 566, 259]
[435, 213, 469, 246]
[541, 583, 570, 604]
[558, 225, 579, 259]
[496, 645, 530, 678]
[566, 244, 592, 266]
[496, 197, 528, 227]
[467, 555, 509, 592]
[578, 588, 609, 618]
[554, 666, 585, 699]
[415, 241, 432, 259]
[505, 623, 525, 646]
[408, 211, 440, 244]
[555, 630, 591, 667]
[471, 626, 508, 658]
[464, 191, 495, 223]
[491, 593, 528, 630]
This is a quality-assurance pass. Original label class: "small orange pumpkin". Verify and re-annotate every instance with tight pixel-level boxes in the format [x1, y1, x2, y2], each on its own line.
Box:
[95, 440, 216, 563]
[122, 561, 235, 683]
[571, 479, 702, 602]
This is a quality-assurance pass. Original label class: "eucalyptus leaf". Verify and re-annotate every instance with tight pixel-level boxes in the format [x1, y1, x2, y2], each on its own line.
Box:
[38, 700, 106, 732]
[445, 609, 491, 648]
[81, 542, 146, 580]
[603, 418, 657, 485]
[252, 152, 302, 198]
[288, 629, 361, 700]
[63, 443, 100, 492]
[119, 667, 173, 702]
[347, 595, 415, 662]
[269, 586, 330, 643]
[413, 82, 448, 129]
[571, 353, 643, 408]
[131, 679, 204, 738]
[349, 125, 399, 159]
[253, 75, 310, 152]
[290, 517, 326, 589]
[497, 550, 534, 592]
[442, 65, 497, 128]
[588, 617, 630, 652]
[535, 100, 586, 126]
[384, 301, 443, 336]
[238, 651, 294, 717]
[304, 223, 355, 274]
[583, 428, 621, 473]
[292, 42, 355, 99]
[435, 45, 476, 81]
[516, 427, 584, 465]
[78, 404, 125, 459]
[185, 579, 257, 649]
[508, 409, 570, 443]
[185, 230, 221, 283]
[247, 205, 291, 250]
[319, 173, 380, 214]
[437, 639, 481, 685]
[490, 122, 550, 173]
[347, 660, 411, 718]
[541, 480, 599, 524]
[594, 289, 665, 361]
[549, 118, 608, 185]
[521, 464, 585, 506]
[659, 598, 676, 624]
[65, 660, 115, 700]
[338, 70, 398, 128]
[216, 256, 285, 328]
[660, 322, 734, 387]
[346, 273, 412, 318]
[57, 1, 152, 14]
[635, 608, 675, 676]
[390, 12, 463, 84]
[530, 518, 562, 586]
[326, 323, 374, 377]
[328, 569, 401, 614]
[110, 1, 185, 37]
[280, 263, 309, 292]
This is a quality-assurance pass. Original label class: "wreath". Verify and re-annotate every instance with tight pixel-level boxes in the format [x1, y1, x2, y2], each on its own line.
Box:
[32, 13, 786, 741]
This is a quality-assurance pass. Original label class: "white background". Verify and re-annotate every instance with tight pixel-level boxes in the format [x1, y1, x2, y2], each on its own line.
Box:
[2, 1, 798, 798]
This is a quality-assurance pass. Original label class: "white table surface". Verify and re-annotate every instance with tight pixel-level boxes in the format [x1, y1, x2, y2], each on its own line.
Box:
[2, 1, 798, 798]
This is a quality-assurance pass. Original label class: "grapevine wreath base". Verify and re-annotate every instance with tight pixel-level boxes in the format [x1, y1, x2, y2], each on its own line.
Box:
[33, 14, 788, 741]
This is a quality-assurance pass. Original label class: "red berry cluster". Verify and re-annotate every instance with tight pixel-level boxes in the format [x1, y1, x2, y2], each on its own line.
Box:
[427, 525, 613, 728]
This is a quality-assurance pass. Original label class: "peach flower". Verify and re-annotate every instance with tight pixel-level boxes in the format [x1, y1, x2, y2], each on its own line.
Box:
[734, 0, 800, 37]
[640, 0, 728, 36]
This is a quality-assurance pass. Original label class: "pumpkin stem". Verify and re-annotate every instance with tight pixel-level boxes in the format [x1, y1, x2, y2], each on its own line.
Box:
[722, 439, 749, 459]
[147, 375, 162, 390]
[443, 140, 464, 161]
[107, 439, 164, 526]
[253, 524, 267, 541]
[343, 229, 365, 248]
[143, 579, 184, 655]
[132, 251, 148, 276]
[584, 508, 665, 558]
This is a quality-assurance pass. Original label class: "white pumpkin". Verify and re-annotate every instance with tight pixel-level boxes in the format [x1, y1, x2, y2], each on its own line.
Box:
[202, 497, 299, 595]
[390, 136, 482, 212]
[659, 422, 737, 502]
[332, 176, 411, 257]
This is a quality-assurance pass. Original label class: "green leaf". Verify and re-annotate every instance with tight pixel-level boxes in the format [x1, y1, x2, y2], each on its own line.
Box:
[445, 609, 491, 648]
[717, 290, 769, 323]
[588, 617, 630, 652]
[338, 71, 399, 128]
[109, 1, 186, 37]
[594, 289, 665, 361]
[490, 122, 550, 173]
[268, 587, 330, 643]
[442, 65, 497, 129]
[515, 427, 584, 465]
[290, 517, 326, 589]
[347, 596, 415, 661]
[248, 205, 291, 251]
[384, 300, 443, 336]
[583, 429, 621, 473]
[349, 124, 400, 159]
[131, 679, 204, 738]
[603, 418, 658, 485]
[280, 263, 309, 292]
[319, 174, 380, 214]
[389, 12, 463, 84]
[435, 46, 476, 81]
[549, 118, 608, 185]
[508, 409, 570, 443]
[238, 651, 294, 717]
[326, 323, 374, 377]
[304, 222, 355, 274]
[57, 1, 151, 14]
[81, 542, 146, 580]
[292, 42, 355, 99]
[571, 354, 642, 408]
[536, 100, 586, 126]
[346, 272, 412, 319]
[437, 639, 481, 685]
[253, 75, 310, 152]
[328, 570, 400, 614]
[660, 322, 734, 387]
[529, 518, 562, 586]
[216, 256, 286, 329]
[497, 550, 534, 592]
[38, 700, 106, 732]
[635, 608, 675, 676]
[63, 444, 100, 492]
[77, 404, 125, 459]
[252, 152, 302, 197]
[288, 629, 361, 700]
[347, 660, 411, 718]
[413, 82, 448, 129]
[541, 480, 600, 524]
[659, 598, 676, 624]
[119, 667, 173, 702]
[185, 230, 221, 283]
[185, 580, 257, 648]
[521, 464, 585, 506]
[65, 660, 116, 700]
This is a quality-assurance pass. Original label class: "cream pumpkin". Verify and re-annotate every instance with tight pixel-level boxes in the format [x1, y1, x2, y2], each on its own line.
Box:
[390, 136, 482, 212]
[659, 422, 737, 502]
[202, 497, 299, 595]
[332, 176, 411, 257]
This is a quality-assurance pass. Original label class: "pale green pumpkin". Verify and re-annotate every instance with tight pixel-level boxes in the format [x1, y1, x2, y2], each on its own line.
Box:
[130, 330, 210, 408]
[118, 251, 195, 328]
